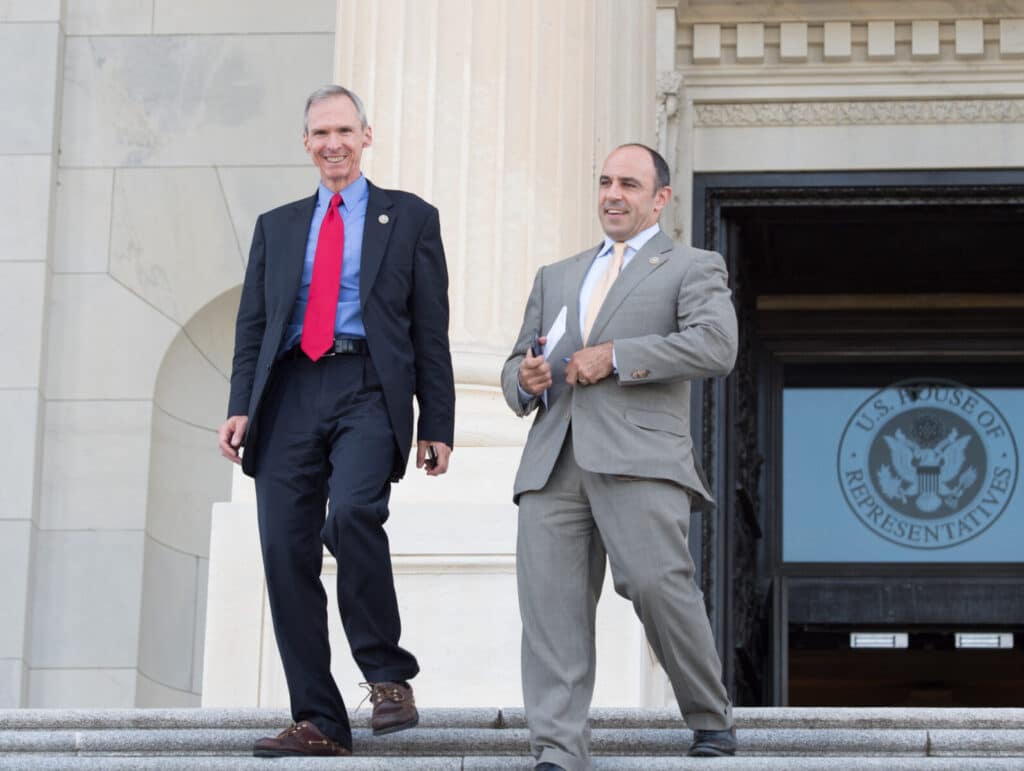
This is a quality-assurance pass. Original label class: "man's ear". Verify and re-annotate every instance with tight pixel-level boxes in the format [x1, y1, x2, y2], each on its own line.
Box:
[654, 184, 672, 214]
[363, 125, 374, 149]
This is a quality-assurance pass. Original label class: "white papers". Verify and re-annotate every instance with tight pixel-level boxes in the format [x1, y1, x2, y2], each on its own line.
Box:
[536, 305, 568, 408]
[542, 305, 567, 360]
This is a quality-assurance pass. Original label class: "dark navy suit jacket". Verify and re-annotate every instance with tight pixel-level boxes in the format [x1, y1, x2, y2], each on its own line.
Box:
[227, 180, 455, 479]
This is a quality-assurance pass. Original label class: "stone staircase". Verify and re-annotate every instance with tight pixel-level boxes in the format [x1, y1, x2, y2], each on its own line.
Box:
[2, 707, 1023, 769]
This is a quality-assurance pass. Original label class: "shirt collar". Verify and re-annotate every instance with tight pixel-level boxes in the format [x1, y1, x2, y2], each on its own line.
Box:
[599, 222, 662, 257]
[316, 174, 368, 209]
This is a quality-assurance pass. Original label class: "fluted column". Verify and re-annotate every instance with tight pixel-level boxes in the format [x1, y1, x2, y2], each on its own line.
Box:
[325, 0, 663, 709]
[335, 0, 655, 404]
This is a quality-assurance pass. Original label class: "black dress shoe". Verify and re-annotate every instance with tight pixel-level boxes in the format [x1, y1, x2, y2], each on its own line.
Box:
[535, 764, 566, 771]
[687, 726, 737, 756]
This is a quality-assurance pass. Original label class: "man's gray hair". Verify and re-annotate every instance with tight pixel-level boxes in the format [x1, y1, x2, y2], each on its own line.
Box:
[303, 85, 369, 133]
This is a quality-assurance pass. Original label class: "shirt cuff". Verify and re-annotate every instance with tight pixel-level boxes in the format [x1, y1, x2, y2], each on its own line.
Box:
[517, 382, 535, 406]
[612, 345, 618, 373]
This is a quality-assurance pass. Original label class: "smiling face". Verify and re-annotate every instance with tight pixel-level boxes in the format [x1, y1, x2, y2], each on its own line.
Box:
[303, 94, 373, 192]
[597, 145, 671, 241]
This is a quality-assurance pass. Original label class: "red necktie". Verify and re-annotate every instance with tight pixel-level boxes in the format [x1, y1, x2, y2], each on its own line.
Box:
[301, 193, 345, 361]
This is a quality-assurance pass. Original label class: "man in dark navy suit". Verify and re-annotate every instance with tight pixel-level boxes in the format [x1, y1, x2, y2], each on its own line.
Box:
[218, 85, 455, 758]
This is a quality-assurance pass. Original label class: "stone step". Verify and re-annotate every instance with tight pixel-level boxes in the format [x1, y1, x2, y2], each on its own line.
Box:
[1, 707, 1022, 770]
[5, 758, 1024, 771]
[4, 726, 1024, 756]
[4, 706, 1024, 729]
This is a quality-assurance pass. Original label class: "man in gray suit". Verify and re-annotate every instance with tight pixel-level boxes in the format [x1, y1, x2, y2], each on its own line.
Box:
[501, 144, 737, 770]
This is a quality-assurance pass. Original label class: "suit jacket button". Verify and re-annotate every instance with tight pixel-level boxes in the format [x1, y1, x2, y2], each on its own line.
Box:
[632, 368, 650, 379]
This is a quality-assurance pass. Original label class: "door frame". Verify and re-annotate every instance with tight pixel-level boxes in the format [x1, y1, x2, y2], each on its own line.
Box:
[690, 168, 1024, 705]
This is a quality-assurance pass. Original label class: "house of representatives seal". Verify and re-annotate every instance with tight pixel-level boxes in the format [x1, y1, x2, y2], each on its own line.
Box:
[837, 379, 1018, 549]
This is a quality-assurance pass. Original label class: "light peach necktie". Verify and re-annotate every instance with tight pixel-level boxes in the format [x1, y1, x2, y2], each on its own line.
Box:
[583, 241, 626, 341]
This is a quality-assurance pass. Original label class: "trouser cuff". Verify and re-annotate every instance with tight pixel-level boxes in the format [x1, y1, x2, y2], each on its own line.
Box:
[684, 708, 733, 731]
[537, 746, 588, 771]
[306, 716, 351, 748]
[363, 666, 419, 683]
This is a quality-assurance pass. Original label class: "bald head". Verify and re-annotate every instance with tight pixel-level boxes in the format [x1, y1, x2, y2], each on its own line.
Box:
[597, 144, 672, 241]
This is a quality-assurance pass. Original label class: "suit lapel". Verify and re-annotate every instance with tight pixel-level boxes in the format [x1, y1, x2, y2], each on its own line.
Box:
[360, 181, 394, 309]
[280, 192, 319, 309]
[566, 244, 601, 349]
[586, 229, 673, 345]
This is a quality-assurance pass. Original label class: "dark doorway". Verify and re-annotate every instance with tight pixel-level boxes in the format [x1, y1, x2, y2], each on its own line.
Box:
[789, 625, 1024, 707]
[691, 170, 1024, 708]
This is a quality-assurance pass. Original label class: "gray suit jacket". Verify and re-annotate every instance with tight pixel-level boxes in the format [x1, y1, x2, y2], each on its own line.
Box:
[501, 229, 738, 510]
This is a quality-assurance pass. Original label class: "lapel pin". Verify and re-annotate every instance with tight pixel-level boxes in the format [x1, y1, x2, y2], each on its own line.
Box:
[378, 214, 390, 224]
[648, 256, 659, 264]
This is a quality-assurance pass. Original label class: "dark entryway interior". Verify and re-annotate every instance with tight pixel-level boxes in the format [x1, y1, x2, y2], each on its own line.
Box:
[692, 170, 1024, 709]
[789, 625, 1024, 707]
[736, 203, 1024, 297]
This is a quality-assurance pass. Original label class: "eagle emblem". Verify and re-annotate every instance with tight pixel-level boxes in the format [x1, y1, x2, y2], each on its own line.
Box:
[876, 420, 978, 514]
[838, 380, 1016, 550]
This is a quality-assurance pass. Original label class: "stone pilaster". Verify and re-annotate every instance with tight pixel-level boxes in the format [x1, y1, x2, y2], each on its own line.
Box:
[0, 2, 63, 708]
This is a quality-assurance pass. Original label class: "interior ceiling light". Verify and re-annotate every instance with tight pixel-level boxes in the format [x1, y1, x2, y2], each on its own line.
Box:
[955, 633, 1014, 649]
[849, 632, 909, 649]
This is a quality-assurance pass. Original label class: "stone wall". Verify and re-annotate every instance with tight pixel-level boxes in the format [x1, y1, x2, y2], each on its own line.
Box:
[0, 0, 336, 708]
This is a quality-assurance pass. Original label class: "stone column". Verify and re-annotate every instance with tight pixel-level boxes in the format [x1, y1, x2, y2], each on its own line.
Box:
[336, 0, 655, 382]
[328, 0, 661, 707]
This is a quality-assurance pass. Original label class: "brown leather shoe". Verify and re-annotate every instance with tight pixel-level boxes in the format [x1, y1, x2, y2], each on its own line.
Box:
[252, 721, 351, 757]
[367, 681, 419, 735]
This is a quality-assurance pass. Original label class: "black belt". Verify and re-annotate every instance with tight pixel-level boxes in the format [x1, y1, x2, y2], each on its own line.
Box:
[287, 337, 368, 359]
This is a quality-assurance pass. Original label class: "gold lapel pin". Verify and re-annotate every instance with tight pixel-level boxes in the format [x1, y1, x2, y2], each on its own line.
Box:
[648, 256, 659, 265]
[378, 214, 390, 224]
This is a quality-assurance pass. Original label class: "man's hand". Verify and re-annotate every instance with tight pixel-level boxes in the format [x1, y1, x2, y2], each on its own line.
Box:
[518, 335, 552, 396]
[218, 415, 249, 464]
[416, 440, 452, 476]
[565, 341, 614, 387]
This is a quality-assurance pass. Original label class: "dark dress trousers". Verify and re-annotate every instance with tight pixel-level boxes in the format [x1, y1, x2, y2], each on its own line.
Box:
[226, 181, 455, 747]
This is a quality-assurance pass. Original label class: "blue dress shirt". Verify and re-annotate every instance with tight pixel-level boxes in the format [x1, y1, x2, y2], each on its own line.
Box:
[280, 176, 369, 354]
